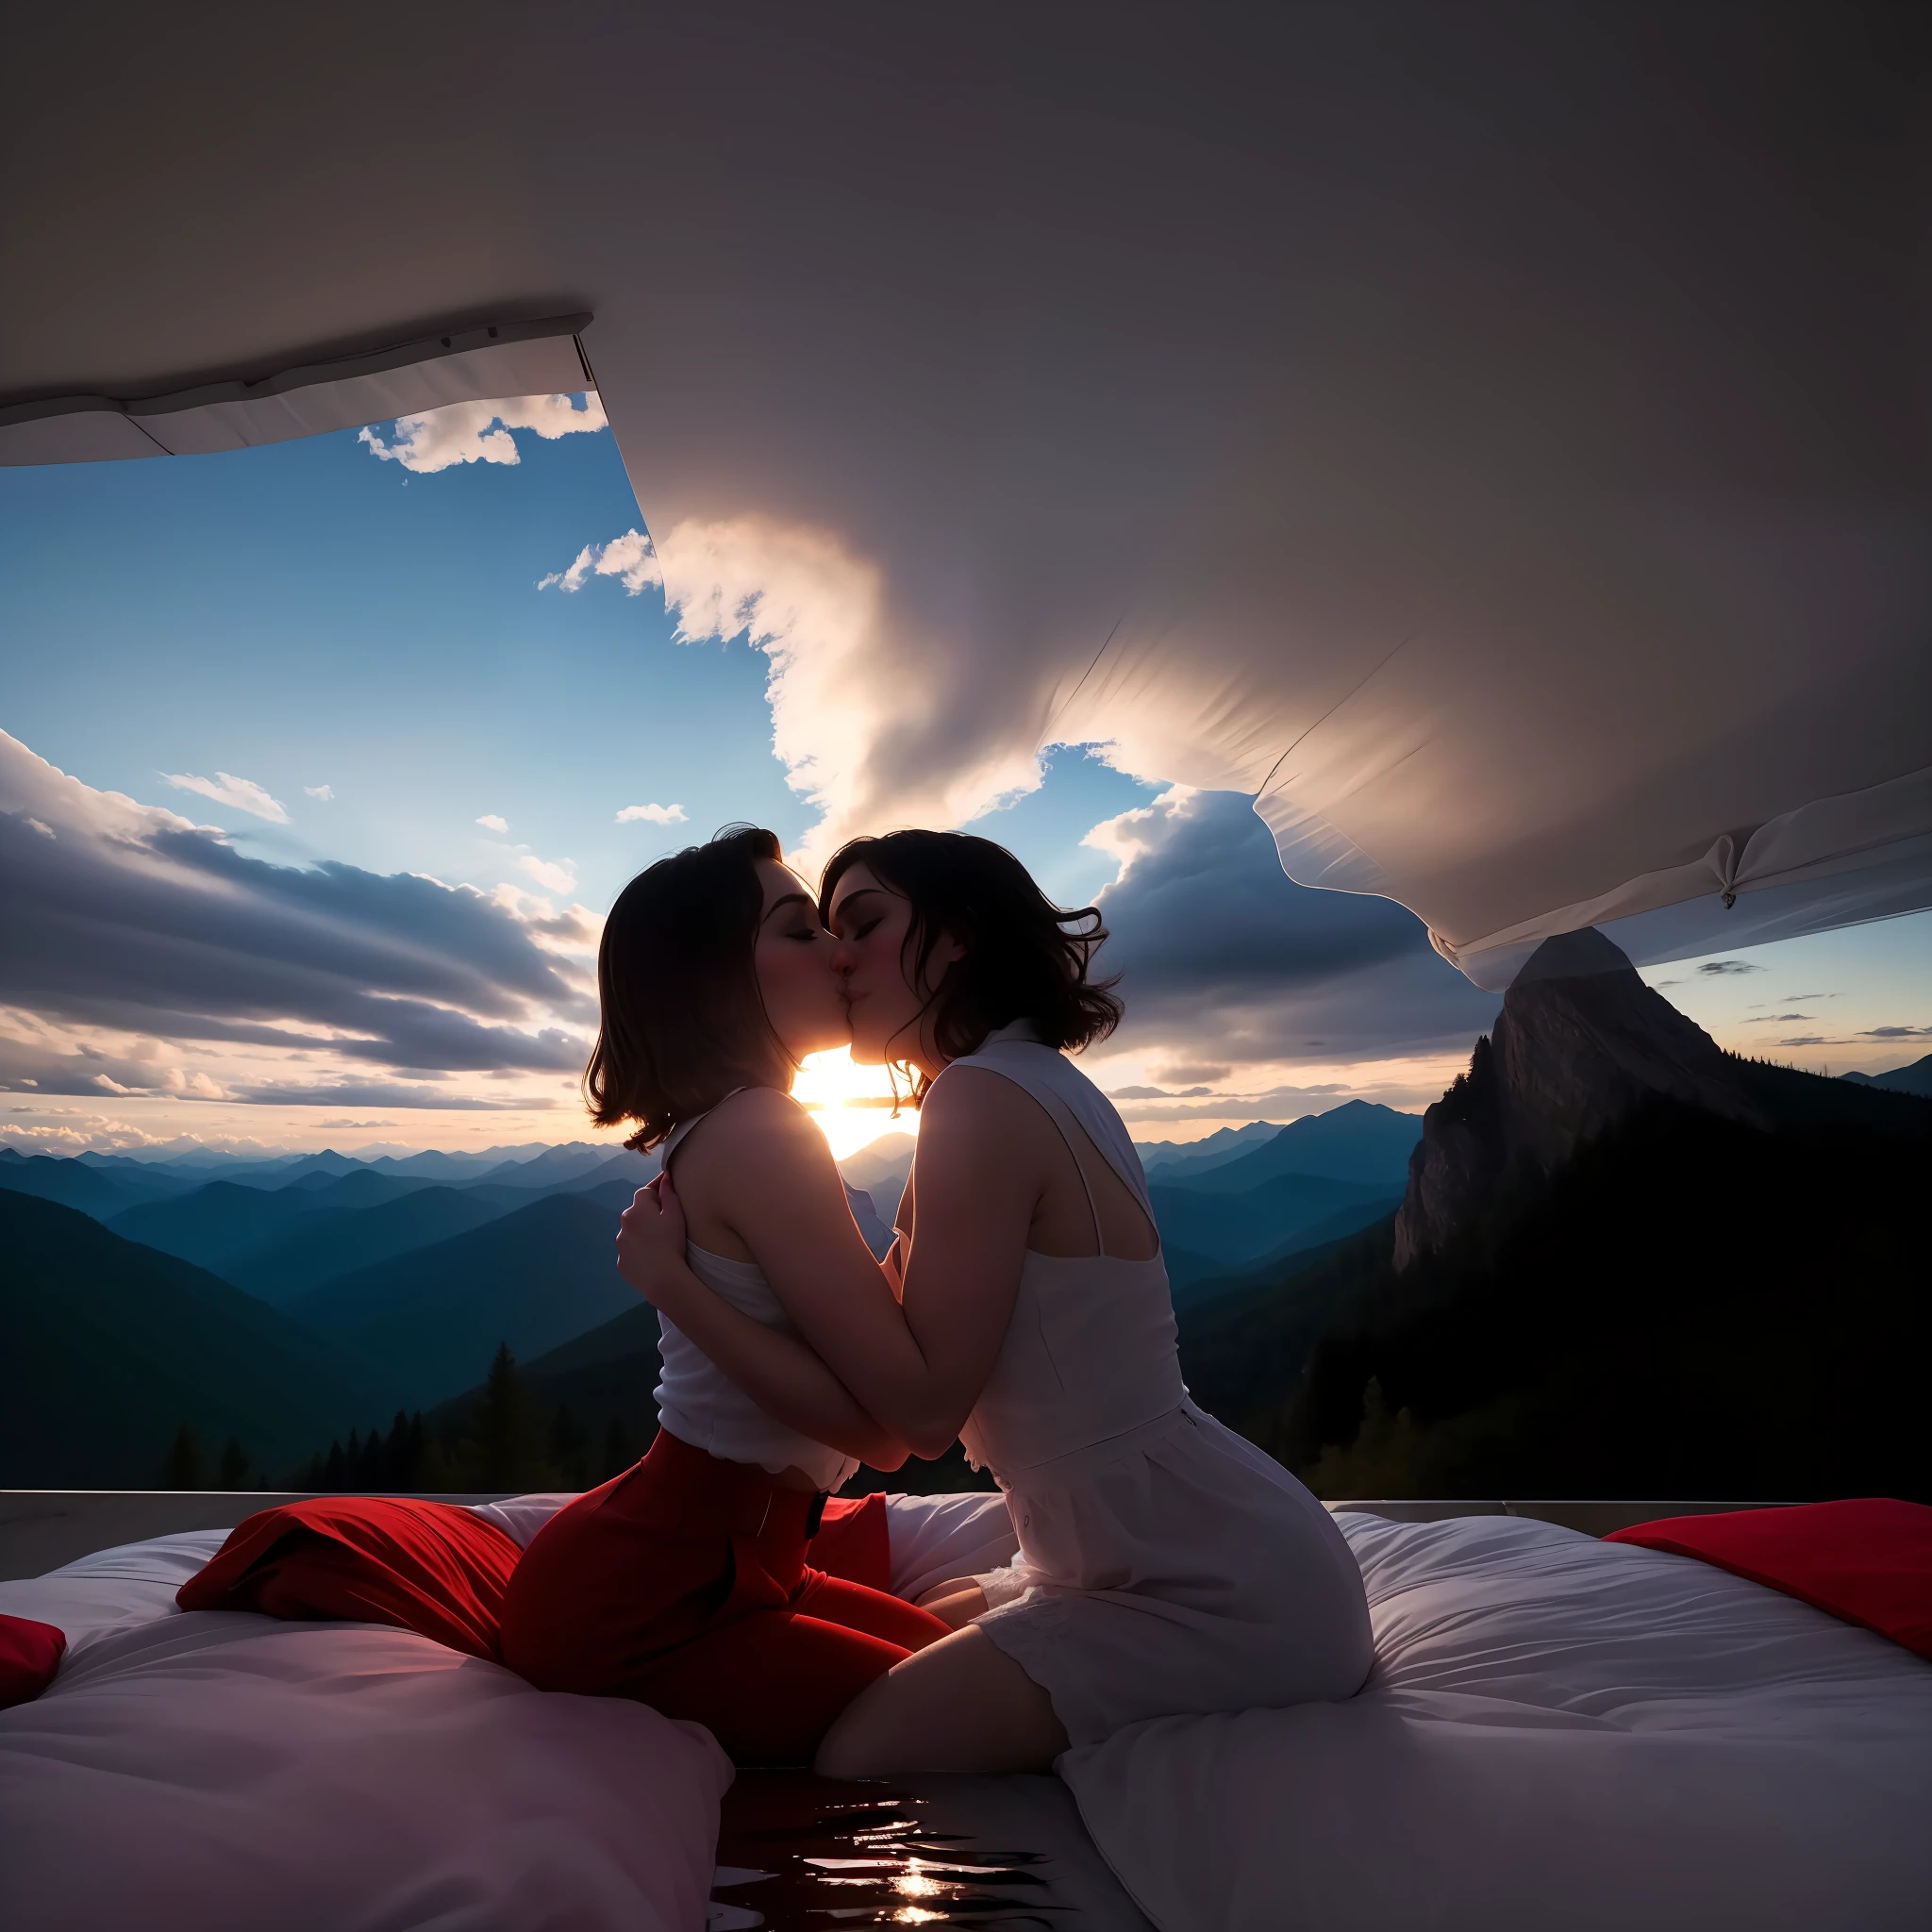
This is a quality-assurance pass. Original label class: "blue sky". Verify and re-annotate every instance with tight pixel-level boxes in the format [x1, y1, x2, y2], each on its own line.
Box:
[1, 402, 1924, 1157]
[3, 414, 1157, 915]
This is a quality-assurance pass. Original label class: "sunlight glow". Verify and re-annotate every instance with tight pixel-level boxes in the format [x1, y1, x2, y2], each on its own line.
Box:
[791, 1046, 915, 1158]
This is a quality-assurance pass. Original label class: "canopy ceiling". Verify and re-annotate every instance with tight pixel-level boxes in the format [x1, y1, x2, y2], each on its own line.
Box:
[4, 3, 1926, 986]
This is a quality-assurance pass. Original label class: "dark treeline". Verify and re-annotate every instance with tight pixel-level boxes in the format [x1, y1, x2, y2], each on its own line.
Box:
[1229, 1091, 1931, 1502]
[160, 1345, 644, 1494]
[295, 1344, 644, 1493]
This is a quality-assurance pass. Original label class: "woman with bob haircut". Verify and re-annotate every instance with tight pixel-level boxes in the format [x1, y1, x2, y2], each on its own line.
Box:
[498, 826, 951, 1764]
[619, 828, 1374, 1775]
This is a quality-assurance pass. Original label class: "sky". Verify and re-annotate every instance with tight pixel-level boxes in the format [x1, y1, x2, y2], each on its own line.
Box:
[2, 400, 1925, 1160]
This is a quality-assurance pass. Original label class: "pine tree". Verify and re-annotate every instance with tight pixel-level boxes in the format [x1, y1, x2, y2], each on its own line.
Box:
[473, 1342, 537, 1491]
[549, 1404, 589, 1491]
[161, 1423, 206, 1490]
[600, 1415, 636, 1482]
[216, 1437, 251, 1488]
[381, 1410, 417, 1491]
[323, 1440, 346, 1489]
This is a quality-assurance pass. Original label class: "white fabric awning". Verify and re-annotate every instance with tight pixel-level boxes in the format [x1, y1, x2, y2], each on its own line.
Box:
[3, 6, 1925, 983]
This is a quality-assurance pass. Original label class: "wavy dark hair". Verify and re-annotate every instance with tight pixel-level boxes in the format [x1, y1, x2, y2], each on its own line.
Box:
[585, 825, 794, 1151]
[819, 828, 1122, 1102]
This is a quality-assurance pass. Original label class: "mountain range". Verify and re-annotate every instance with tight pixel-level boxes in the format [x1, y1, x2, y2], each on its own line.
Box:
[1, 1191, 402, 1486]
[1841, 1052, 1932, 1098]
[1232, 936, 1932, 1502]
[2, 1101, 1424, 1485]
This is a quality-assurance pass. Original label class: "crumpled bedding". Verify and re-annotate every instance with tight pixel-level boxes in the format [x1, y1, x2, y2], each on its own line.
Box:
[1061, 1511, 1932, 1932]
[0, 1490, 1020, 1932]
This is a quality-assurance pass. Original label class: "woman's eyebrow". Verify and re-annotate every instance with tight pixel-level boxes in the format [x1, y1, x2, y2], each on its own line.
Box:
[761, 891, 815, 924]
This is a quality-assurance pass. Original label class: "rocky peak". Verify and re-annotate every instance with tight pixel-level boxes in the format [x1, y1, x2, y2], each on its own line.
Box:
[1393, 927, 1765, 1269]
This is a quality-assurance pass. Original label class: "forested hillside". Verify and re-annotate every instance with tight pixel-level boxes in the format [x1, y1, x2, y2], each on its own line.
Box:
[0, 1191, 400, 1485]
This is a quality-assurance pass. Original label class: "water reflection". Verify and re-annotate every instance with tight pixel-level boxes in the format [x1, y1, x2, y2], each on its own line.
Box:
[711, 1773, 1068, 1929]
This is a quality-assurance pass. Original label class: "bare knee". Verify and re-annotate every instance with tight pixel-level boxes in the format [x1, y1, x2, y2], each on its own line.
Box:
[812, 1626, 1068, 1777]
[912, 1581, 988, 1630]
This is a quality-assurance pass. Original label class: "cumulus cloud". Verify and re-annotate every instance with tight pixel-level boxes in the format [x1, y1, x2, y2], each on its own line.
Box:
[475, 813, 508, 832]
[1088, 788, 1501, 1070]
[615, 802, 687, 824]
[163, 770, 290, 823]
[516, 855, 577, 894]
[358, 392, 608, 474]
[305, 784, 335, 801]
[540, 526, 662, 594]
[0, 731, 593, 1107]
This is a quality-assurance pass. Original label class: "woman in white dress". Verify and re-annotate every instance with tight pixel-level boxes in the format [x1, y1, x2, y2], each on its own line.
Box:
[618, 830, 1373, 1774]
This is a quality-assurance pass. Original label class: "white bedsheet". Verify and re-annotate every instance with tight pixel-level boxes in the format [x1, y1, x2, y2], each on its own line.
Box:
[0, 1514, 722, 1932]
[0, 1491, 1019, 1932]
[1062, 1511, 1932, 1932]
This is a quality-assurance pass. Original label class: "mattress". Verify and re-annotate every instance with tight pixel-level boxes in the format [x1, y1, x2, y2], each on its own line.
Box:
[8, 1496, 1926, 1930]
[1061, 1510, 1932, 1931]
[0, 1490, 1030, 1932]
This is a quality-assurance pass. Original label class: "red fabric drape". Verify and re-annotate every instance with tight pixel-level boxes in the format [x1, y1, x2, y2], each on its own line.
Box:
[1607, 1498, 1932, 1659]
[176, 1496, 521, 1661]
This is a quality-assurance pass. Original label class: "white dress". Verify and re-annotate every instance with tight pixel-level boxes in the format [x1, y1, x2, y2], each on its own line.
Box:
[946, 1035, 1374, 1746]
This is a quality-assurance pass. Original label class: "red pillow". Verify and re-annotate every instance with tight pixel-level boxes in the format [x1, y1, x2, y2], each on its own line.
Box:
[0, 1613, 66, 1707]
[177, 1497, 521, 1661]
[808, 1492, 891, 1592]
[1607, 1498, 1932, 1660]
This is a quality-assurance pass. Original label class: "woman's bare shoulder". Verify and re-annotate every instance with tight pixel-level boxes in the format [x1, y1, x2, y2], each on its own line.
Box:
[682, 1086, 829, 1169]
[919, 1063, 1051, 1144]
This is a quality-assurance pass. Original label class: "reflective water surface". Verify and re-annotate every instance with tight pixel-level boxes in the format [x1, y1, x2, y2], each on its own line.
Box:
[710, 1771, 1149, 1931]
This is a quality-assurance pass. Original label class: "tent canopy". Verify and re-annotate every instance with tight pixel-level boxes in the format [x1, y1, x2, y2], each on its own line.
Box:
[4, 3, 1925, 985]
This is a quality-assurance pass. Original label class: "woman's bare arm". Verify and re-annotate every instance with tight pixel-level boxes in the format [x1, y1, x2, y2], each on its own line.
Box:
[621, 1073, 1046, 1457]
[619, 1089, 916, 1468]
[619, 1184, 908, 1467]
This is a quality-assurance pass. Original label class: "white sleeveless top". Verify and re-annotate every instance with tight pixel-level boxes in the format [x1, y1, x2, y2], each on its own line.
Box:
[650, 1099, 861, 1494]
[944, 1031, 1188, 1474]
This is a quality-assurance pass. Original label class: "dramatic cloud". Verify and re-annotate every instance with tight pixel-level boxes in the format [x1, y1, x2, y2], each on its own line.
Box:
[0, 731, 594, 1108]
[1088, 788, 1501, 1070]
[305, 784, 335, 801]
[544, 516, 1044, 865]
[358, 392, 608, 474]
[229, 1080, 549, 1110]
[475, 813, 508, 832]
[516, 855, 577, 893]
[162, 770, 290, 823]
[615, 802, 687, 824]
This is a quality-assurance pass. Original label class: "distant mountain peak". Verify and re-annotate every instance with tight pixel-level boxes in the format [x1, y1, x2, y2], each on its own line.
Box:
[1842, 1053, 1932, 1098]
[1393, 928, 1763, 1270]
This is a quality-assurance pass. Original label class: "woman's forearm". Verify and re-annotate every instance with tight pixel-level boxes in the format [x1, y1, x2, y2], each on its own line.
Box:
[650, 1259, 910, 1469]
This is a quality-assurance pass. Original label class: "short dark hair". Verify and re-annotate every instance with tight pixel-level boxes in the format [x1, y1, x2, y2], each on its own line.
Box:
[585, 825, 793, 1150]
[819, 828, 1122, 1099]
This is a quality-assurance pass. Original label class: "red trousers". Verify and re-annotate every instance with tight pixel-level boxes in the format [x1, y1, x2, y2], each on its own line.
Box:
[499, 1429, 949, 1763]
